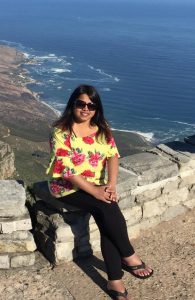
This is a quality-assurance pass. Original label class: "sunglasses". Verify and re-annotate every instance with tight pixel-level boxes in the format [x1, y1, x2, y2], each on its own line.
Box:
[74, 99, 97, 111]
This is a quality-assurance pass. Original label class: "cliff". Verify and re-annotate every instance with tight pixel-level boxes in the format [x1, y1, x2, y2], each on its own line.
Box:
[0, 45, 57, 141]
[0, 45, 58, 182]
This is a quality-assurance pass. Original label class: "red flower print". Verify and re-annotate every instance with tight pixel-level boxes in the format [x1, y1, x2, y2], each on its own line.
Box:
[63, 168, 75, 178]
[64, 135, 71, 149]
[71, 151, 85, 166]
[82, 136, 94, 144]
[53, 160, 65, 174]
[56, 148, 69, 156]
[89, 152, 102, 167]
[81, 170, 95, 177]
[108, 137, 116, 147]
[50, 182, 62, 194]
[62, 180, 73, 191]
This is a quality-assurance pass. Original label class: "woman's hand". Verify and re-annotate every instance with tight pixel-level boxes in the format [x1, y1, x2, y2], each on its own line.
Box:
[92, 185, 118, 203]
[105, 185, 118, 202]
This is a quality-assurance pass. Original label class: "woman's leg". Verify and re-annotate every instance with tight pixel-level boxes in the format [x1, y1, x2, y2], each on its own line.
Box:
[59, 190, 134, 280]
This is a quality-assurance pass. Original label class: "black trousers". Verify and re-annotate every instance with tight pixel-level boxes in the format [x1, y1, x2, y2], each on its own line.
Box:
[59, 190, 135, 280]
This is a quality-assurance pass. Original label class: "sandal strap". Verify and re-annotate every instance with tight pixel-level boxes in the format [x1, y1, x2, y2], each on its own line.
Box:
[108, 288, 128, 299]
[126, 261, 146, 271]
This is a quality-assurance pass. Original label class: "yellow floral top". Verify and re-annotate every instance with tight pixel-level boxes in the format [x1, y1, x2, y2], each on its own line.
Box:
[46, 126, 120, 197]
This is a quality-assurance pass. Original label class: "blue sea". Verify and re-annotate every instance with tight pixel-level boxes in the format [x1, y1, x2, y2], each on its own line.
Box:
[0, 0, 195, 143]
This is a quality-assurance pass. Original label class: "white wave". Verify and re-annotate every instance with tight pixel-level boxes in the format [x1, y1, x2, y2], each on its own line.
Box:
[171, 120, 195, 127]
[101, 87, 111, 92]
[51, 68, 71, 73]
[139, 116, 161, 120]
[57, 86, 62, 89]
[63, 77, 102, 82]
[64, 62, 72, 66]
[35, 55, 58, 61]
[23, 52, 30, 59]
[39, 100, 61, 116]
[50, 102, 65, 109]
[88, 65, 120, 82]
[139, 117, 195, 127]
[111, 128, 154, 142]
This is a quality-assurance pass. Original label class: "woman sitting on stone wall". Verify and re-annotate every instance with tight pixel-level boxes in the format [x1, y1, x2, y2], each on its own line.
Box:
[46, 84, 153, 300]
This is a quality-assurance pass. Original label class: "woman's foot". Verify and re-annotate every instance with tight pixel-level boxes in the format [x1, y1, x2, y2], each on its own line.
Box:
[107, 280, 132, 300]
[122, 253, 153, 279]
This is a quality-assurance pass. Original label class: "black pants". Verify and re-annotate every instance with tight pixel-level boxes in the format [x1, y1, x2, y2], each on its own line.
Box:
[59, 190, 135, 280]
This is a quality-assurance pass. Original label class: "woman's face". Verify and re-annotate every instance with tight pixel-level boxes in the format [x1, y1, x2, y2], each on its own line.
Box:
[73, 93, 96, 124]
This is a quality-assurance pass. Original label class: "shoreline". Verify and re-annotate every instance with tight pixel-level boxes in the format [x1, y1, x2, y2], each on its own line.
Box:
[20, 52, 154, 144]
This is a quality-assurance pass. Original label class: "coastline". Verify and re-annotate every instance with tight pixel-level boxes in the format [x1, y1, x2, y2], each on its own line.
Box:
[0, 45, 58, 141]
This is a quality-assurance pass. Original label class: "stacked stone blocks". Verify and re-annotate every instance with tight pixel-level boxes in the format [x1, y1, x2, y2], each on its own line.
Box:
[33, 181, 92, 264]
[33, 136, 195, 264]
[0, 180, 36, 269]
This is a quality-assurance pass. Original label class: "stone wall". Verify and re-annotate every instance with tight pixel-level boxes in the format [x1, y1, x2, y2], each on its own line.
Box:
[0, 140, 15, 179]
[0, 181, 36, 269]
[33, 136, 195, 264]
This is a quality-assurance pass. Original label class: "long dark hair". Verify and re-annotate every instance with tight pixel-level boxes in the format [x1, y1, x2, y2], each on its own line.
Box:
[53, 85, 112, 141]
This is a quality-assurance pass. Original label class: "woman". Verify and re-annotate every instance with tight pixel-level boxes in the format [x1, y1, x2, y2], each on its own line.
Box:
[46, 85, 153, 300]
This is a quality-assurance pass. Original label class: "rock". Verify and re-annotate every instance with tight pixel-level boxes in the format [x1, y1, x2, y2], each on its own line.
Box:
[0, 180, 27, 217]
[165, 141, 195, 160]
[161, 205, 188, 221]
[155, 144, 190, 163]
[117, 167, 138, 194]
[122, 206, 142, 225]
[143, 198, 167, 219]
[179, 171, 195, 188]
[120, 152, 178, 185]
[0, 231, 36, 253]
[0, 141, 15, 179]
[183, 199, 195, 209]
[134, 185, 162, 203]
[10, 252, 35, 268]
[34, 230, 77, 263]
[184, 134, 195, 146]
[0, 254, 10, 269]
[0, 212, 32, 234]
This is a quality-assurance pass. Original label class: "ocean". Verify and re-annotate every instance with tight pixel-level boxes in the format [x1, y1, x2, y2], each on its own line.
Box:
[0, 0, 195, 143]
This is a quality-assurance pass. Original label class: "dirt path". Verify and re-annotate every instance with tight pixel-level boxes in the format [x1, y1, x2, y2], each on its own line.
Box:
[0, 208, 195, 300]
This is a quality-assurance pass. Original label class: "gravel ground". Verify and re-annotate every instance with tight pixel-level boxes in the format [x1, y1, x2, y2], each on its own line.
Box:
[0, 208, 194, 300]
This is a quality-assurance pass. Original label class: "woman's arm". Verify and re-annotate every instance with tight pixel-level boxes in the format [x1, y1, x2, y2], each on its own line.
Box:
[107, 155, 119, 187]
[106, 155, 119, 201]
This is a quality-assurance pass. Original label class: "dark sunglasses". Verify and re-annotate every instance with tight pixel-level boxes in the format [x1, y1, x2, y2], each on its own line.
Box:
[74, 99, 97, 111]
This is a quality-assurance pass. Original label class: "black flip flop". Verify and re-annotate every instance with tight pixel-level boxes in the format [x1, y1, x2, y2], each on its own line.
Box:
[122, 261, 153, 279]
[107, 288, 128, 299]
